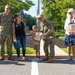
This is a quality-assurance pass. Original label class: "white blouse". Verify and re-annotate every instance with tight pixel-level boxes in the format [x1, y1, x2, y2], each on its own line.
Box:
[64, 18, 75, 35]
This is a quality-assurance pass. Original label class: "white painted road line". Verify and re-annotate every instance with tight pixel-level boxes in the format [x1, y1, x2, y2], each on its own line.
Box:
[31, 62, 39, 75]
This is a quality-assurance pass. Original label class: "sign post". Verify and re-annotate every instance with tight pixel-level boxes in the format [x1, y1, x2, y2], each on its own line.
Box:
[36, 0, 40, 31]
[20, 10, 25, 21]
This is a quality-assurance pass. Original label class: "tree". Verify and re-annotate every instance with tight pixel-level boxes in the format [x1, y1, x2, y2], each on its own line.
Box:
[41, 0, 75, 31]
[24, 13, 36, 30]
[0, 0, 36, 29]
[0, 0, 34, 14]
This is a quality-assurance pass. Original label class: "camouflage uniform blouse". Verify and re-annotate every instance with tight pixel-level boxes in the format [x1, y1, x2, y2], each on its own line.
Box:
[0, 13, 13, 34]
[41, 19, 55, 40]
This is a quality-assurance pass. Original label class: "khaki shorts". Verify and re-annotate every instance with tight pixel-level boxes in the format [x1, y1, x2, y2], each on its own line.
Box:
[34, 45, 40, 50]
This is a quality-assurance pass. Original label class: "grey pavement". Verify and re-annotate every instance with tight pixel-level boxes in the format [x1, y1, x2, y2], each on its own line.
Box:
[0, 59, 75, 75]
[0, 60, 31, 75]
[39, 59, 75, 75]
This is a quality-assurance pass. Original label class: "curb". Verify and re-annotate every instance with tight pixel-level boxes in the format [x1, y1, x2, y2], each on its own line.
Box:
[2, 54, 69, 59]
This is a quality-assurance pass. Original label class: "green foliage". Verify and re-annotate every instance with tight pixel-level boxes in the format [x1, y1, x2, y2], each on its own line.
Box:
[24, 13, 36, 30]
[59, 36, 65, 41]
[55, 30, 65, 41]
[55, 30, 65, 35]
[26, 47, 35, 54]
[0, 0, 34, 14]
[41, 0, 75, 31]
[5, 44, 35, 54]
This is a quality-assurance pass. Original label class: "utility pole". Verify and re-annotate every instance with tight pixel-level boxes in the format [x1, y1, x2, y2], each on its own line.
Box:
[36, 0, 40, 31]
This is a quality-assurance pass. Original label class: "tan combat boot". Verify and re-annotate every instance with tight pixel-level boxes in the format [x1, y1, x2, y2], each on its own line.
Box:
[48, 57, 53, 63]
[8, 55, 14, 60]
[42, 56, 49, 60]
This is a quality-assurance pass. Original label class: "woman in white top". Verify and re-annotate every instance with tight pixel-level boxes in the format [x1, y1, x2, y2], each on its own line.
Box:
[64, 8, 75, 61]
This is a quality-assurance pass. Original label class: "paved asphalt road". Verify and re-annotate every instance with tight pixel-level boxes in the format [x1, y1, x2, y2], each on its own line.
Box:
[0, 59, 75, 75]
[0, 60, 31, 75]
[39, 59, 75, 75]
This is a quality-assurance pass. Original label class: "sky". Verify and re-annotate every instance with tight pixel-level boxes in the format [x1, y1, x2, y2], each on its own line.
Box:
[24, 0, 42, 17]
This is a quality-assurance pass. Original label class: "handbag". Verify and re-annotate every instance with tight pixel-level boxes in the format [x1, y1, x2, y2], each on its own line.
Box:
[13, 41, 21, 49]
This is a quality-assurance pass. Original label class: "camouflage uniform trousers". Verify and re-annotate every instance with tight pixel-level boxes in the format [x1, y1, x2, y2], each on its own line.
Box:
[0, 31, 12, 58]
[43, 38, 55, 58]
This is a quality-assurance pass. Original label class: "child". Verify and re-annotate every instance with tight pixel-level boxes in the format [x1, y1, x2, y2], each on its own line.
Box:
[32, 25, 43, 61]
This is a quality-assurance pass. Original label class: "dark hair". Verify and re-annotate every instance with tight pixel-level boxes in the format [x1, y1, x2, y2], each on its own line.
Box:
[13, 13, 21, 23]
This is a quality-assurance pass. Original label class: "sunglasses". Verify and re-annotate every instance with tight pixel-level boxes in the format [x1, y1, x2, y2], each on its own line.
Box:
[68, 12, 72, 14]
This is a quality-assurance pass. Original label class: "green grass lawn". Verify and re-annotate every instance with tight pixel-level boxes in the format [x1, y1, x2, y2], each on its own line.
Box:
[61, 48, 67, 53]
[5, 44, 35, 54]
[59, 36, 65, 41]
[61, 48, 73, 54]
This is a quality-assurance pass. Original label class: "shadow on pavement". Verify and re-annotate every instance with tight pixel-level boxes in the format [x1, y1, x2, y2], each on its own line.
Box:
[38, 59, 75, 65]
[0, 59, 32, 65]
[1, 59, 75, 65]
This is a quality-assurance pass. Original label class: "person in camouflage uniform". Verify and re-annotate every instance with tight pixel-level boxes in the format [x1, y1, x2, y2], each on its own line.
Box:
[37, 14, 55, 63]
[0, 5, 13, 60]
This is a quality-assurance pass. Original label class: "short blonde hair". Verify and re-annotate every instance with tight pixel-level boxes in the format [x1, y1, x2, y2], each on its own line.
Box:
[32, 25, 37, 30]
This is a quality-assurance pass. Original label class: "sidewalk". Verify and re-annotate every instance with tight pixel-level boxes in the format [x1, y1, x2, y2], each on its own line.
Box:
[40, 39, 68, 58]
